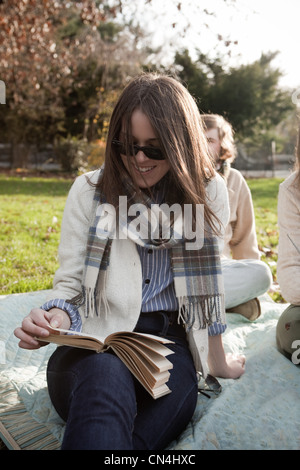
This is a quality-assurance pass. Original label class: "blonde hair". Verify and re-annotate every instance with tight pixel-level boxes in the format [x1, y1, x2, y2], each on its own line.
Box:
[202, 114, 237, 162]
[98, 72, 219, 232]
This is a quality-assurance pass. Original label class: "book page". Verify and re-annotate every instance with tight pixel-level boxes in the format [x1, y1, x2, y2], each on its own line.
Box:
[36, 327, 173, 399]
[47, 326, 106, 342]
[118, 333, 174, 357]
[111, 343, 171, 399]
[110, 337, 173, 373]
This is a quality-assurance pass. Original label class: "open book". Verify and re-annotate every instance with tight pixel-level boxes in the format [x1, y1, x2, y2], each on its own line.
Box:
[37, 328, 174, 399]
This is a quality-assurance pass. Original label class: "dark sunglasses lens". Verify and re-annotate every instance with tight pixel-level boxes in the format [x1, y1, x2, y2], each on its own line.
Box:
[112, 139, 165, 160]
[205, 374, 222, 394]
[198, 373, 222, 398]
[143, 147, 165, 160]
[112, 140, 126, 153]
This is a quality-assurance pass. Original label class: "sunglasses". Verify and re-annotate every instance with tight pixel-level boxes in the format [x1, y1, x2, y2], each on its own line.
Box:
[112, 139, 165, 161]
[198, 373, 222, 398]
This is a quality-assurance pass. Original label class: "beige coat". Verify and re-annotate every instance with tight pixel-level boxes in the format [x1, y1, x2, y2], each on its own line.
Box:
[277, 171, 300, 304]
[223, 168, 260, 260]
[49, 169, 230, 377]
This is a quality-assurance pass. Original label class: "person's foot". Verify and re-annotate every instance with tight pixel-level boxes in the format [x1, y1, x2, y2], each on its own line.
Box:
[226, 298, 261, 321]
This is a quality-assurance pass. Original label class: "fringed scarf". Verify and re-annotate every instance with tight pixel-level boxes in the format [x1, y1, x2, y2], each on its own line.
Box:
[81, 174, 225, 331]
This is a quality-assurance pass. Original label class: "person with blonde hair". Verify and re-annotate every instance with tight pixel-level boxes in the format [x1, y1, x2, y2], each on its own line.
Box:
[14, 74, 245, 450]
[276, 124, 300, 364]
[202, 114, 272, 321]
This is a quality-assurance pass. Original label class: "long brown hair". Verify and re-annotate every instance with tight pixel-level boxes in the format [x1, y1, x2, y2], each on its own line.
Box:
[98, 73, 219, 232]
[202, 113, 237, 162]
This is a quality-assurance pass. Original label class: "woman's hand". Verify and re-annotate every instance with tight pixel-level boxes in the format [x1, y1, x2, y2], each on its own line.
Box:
[14, 307, 71, 350]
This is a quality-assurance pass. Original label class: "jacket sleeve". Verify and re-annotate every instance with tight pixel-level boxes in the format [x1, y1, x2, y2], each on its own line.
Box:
[277, 180, 300, 304]
[228, 173, 260, 260]
[47, 170, 100, 302]
[206, 172, 230, 255]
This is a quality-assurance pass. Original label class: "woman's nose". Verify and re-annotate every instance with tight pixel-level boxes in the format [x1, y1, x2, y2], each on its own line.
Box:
[135, 149, 149, 162]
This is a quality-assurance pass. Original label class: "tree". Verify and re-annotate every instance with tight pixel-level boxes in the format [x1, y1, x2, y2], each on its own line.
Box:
[58, 18, 147, 143]
[174, 50, 294, 139]
[0, 0, 256, 169]
[0, 0, 125, 167]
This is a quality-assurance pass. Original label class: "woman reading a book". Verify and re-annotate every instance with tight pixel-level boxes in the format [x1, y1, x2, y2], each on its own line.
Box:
[14, 73, 245, 450]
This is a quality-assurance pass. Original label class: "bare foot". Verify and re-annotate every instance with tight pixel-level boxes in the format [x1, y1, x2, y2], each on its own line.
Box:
[223, 352, 246, 378]
[208, 335, 246, 379]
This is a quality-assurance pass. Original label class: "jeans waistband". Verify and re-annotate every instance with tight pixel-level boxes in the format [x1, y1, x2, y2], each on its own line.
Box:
[135, 311, 185, 338]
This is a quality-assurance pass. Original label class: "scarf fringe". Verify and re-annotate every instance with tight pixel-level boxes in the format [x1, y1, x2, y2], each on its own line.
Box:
[82, 285, 111, 319]
[178, 294, 225, 331]
[81, 288, 225, 332]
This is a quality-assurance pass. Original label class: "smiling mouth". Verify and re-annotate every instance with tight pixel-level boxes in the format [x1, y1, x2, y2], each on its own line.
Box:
[134, 164, 155, 173]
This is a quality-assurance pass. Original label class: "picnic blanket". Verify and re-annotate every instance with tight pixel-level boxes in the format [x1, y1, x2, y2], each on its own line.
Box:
[0, 290, 299, 450]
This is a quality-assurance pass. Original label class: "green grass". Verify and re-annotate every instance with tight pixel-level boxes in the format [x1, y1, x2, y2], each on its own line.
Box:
[0, 174, 284, 299]
[0, 175, 74, 294]
[247, 177, 284, 301]
[247, 177, 283, 254]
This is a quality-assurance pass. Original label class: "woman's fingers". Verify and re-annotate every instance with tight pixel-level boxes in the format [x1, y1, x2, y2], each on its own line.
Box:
[14, 307, 71, 350]
[14, 326, 43, 349]
[14, 308, 51, 350]
[22, 312, 50, 335]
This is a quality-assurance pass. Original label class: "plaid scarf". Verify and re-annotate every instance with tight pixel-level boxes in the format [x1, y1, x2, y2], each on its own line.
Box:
[81, 174, 225, 331]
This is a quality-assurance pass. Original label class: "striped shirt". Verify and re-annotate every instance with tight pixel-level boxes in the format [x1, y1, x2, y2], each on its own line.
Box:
[137, 245, 225, 335]
[42, 244, 226, 336]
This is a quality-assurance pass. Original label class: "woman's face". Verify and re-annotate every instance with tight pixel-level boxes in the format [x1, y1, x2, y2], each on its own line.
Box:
[205, 127, 221, 162]
[120, 109, 170, 188]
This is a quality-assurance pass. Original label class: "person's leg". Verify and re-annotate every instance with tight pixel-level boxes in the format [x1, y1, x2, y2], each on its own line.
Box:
[276, 304, 300, 364]
[46, 312, 199, 450]
[132, 313, 198, 450]
[132, 336, 198, 449]
[47, 346, 137, 450]
[222, 258, 272, 309]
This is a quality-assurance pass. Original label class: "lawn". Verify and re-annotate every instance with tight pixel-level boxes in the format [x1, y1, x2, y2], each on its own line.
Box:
[0, 174, 284, 299]
[247, 177, 283, 299]
[0, 174, 74, 294]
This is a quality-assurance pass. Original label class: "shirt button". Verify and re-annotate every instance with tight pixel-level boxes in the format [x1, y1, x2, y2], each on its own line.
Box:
[145, 279, 150, 284]
[148, 249, 153, 254]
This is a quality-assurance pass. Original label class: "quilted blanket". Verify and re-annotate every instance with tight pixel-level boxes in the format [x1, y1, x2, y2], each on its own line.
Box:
[0, 290, 299, 450]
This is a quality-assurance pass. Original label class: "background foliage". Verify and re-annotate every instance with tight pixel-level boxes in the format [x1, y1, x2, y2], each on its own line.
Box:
[0, 0, 298, 171]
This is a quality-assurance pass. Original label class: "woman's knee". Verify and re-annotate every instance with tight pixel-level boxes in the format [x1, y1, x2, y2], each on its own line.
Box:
[253, 260, 273, 292]
[47, 347, 136, 419]
[74, 350, 136, 394]
[237, 259, 272, 293]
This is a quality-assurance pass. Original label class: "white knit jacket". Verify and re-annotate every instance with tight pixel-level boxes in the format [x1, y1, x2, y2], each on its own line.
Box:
[48, 169, 229, 376]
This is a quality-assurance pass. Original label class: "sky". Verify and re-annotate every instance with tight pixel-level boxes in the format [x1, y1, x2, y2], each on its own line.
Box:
[126, 0, 299, 91]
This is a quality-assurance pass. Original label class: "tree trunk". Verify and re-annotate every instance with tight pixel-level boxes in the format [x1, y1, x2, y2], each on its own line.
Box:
[10, 141, 32, 168]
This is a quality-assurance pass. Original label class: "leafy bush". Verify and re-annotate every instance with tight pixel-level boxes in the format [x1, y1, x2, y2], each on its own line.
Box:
[54, 137, 91, 172]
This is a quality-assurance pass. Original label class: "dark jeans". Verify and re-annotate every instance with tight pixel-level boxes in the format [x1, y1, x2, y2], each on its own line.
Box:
[46, 311, 198, 450]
